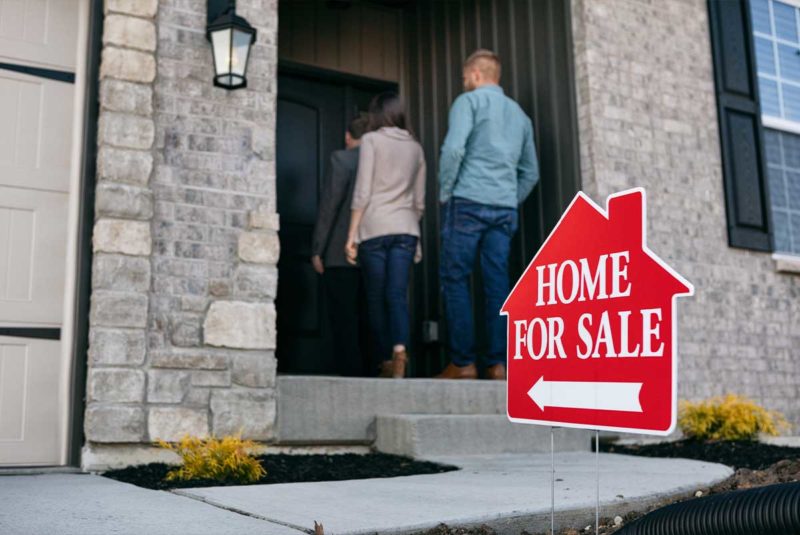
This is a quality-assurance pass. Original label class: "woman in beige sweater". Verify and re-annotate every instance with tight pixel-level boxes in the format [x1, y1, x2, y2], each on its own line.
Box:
[345, 93, 426, 378]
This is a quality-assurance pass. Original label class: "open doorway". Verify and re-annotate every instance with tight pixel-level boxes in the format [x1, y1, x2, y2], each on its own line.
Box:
[275, 0, 580, 377]
[276, 66, 397, 374]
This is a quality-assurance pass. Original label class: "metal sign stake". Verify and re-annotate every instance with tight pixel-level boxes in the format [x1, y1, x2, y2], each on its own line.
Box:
[550, 426, 555, 535]
[595, 429, 600, 533]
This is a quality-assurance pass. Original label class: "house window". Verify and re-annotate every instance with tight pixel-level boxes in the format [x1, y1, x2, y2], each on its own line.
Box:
[752, 0, 800, 254]
[764, 130, 800, 253]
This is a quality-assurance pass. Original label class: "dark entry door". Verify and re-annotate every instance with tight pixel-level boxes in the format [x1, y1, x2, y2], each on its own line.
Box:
[276, 70, 396, 374]
[276, 75, 342, 374]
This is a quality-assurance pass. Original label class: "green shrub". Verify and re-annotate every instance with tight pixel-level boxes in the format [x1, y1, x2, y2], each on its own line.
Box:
[679, 394, 789, 441]
[156, 434, 266, 484]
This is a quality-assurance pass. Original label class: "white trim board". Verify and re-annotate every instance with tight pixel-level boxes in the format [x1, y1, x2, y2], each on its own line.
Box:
[762, 114, 800, 135]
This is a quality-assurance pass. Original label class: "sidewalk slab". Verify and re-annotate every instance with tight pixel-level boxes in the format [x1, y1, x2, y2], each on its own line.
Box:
[0, 473, 301, 535]
[177, 452, 733, 534]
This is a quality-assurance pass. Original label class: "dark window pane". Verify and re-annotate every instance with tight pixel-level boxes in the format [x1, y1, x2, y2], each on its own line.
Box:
[768, 167, 787, 208]
[759, 77, 781, 116]
[782, 128, 800, 166]
[772, 209, 791, 252]
[790, 211, 800, 253]
[764, 129, 783, 163]
[787, 170, 800, 205]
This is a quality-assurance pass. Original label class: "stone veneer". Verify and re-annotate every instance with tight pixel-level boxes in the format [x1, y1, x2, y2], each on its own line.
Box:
[84, 0, 279, 463]
[571, 0, 800, 426]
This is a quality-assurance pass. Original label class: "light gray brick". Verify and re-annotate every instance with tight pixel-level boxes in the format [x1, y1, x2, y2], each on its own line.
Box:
[100, 47, 156, 83]
[100, 80, 153, 116]
[210, 390, 276, 440]
[95, 182, 154, 220]
[103, 14, 156, 52]
[97, 146, 153, 186]
[92, 253, 151, 291]
[90, 291, 148, 328]
[93, 219, 152, 256]
[147, 370, 190, 403]
[88, 369, 145, 403]
[88, 328, 147, 366]
[85, 405, 145, 442]
[98, 112, 155, 150]
[148, 407, 209, 441]
[105, 0, 157, 17]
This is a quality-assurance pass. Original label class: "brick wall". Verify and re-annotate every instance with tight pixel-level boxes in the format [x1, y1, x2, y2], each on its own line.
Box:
[571, 0, 800, 427]
[84, 0, 279, 461]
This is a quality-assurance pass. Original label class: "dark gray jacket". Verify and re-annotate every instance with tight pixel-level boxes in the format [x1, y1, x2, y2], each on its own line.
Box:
[311, 147, 359, 268]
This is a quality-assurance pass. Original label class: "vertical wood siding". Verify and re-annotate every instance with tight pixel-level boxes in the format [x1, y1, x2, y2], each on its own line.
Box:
[278, 1, 404, 82]
[403, 0, 581, 374]
[276, 0, 580, 374]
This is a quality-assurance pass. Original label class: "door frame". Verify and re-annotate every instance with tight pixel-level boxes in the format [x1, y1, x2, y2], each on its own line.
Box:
[278, 60, 400, 131]
[275, 60, 398, 375]
[63, 0, 102, 467]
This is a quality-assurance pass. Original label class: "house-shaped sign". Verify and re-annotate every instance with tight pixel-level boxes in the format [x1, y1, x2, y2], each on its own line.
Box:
[502, 188, 694, 435]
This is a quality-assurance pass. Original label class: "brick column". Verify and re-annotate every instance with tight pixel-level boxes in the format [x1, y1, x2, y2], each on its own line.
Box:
[84, 0, 280, 466]
[84, 0, 158, 444]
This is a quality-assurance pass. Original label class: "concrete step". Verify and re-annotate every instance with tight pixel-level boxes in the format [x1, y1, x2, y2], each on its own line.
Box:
[375, 414, 591, 457]
[276, 376, 505, 444]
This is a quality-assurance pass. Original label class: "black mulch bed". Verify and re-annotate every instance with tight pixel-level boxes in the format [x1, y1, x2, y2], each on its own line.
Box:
[103, 452, 458, 490]
[601, 438, 800, 470]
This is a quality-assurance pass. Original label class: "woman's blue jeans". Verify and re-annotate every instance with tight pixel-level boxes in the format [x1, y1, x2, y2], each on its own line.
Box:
[358, 234, 417, 370]
[441, 198, 518, 367]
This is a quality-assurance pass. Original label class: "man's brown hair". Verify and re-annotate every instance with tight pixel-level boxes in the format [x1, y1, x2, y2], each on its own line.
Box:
[464, 49, 501, 81]
[347, 116, 369, 140]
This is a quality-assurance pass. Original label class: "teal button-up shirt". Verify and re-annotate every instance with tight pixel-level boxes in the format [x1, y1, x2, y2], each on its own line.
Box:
[438, 84, 539, 208]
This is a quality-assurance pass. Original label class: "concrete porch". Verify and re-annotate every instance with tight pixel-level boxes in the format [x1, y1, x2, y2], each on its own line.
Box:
[275, 376, 590, 456]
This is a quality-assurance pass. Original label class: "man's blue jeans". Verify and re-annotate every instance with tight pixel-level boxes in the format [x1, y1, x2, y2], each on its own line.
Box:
[358, 234, 417, 371]
[441, 198, 518, 367]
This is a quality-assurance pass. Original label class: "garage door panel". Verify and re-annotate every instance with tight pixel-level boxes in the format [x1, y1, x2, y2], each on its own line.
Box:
[0, 70, 74, 193]
[0, 336, 61, 464]
[0, 186, 67, 326]
[0, 0, 81, 70]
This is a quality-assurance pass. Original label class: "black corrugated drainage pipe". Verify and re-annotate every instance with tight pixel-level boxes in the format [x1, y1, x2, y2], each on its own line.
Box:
[616, 481, 800, 535]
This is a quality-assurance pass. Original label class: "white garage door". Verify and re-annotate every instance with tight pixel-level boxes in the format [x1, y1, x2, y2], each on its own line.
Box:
[0, 0, 88, 466]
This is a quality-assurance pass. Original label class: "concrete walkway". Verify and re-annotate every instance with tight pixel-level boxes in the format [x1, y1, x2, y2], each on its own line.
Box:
[0, 453, 732, 535]
[0, 472, 298, 535]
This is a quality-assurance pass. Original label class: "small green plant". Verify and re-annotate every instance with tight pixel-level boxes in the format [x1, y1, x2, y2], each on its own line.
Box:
[679, 394, 789, 441]
[156, 434, 266, 484]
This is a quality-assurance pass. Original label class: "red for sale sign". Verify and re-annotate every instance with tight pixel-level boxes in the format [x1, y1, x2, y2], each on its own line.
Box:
[502, 189, 693, 435]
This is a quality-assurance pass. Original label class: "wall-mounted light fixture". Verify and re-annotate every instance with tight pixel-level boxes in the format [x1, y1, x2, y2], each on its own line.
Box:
[207, 0, 257, 90]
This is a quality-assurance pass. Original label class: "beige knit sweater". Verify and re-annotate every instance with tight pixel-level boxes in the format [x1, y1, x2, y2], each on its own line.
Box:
[351, 127, 426, 244]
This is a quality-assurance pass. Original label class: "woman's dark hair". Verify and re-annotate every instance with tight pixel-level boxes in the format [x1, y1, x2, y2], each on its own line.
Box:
[368, 92, 410, 133]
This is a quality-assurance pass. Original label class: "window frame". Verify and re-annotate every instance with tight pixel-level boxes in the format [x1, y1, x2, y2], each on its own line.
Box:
[753, 0, 800, 258]
[754, 0, 800, 127]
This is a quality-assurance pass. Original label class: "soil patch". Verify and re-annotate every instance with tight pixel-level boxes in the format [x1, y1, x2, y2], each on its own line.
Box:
[601, 438, 800, 470]
[103, 452, 457, 490]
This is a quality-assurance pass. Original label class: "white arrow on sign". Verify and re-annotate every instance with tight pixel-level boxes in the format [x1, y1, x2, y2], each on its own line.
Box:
[527, 376, 643, 413]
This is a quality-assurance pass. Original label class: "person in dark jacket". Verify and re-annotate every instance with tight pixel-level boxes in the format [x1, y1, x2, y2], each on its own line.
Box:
[311, 117, 369, 376]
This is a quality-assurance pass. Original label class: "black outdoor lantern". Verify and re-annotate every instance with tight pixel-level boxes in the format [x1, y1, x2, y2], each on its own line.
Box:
[206, 0, 257, 90]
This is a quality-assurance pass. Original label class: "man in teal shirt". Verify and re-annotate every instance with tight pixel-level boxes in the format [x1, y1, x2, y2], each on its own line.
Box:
[436, 49, 540, 380]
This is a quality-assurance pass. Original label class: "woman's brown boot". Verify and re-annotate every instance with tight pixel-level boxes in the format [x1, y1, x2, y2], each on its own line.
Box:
[391, 349, 408, 378]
